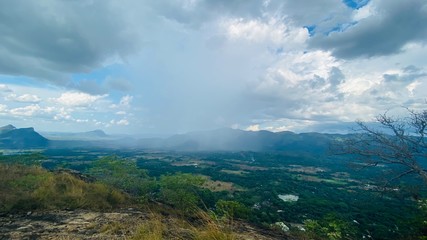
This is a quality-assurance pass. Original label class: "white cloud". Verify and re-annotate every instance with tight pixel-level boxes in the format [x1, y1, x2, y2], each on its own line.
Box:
[246, 124, 260, 131]
[407, 81, 421, 96]
[5, 93, 41, 103]
[75, 119, 89, 123]
[0, 83, 134, 132]
[110, 95, 133, 109]
[225, 18, 283, 43]
[223, 17, 308, 48]
[117, 119, 129, 126]
[53, 107, 72, 120]
[120, 95, 133, 106]
[352, 1, 375, 21]
[55, 91, 106, 107]
[9, 104, 42, 117]
[0, 104, 7, 112]
[253, 50, 340, 99]
[0, 84, 12, 92]
[110, 118, 130, 126]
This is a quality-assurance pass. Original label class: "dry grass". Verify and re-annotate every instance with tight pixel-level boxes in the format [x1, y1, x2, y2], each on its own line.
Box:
[192, 211, 236, 240]
[132, 213, 164, 240]
[219, 169, 248, 176]
[230, 164, 267, 171]
[286, 165, 327, 174]
[203, 179, 240, 192]
[130, 209, 237, 240]
[0, 163, 127, 211]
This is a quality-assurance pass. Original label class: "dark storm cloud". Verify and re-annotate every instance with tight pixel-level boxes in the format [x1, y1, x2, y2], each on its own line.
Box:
[0, 0, 135, 84]
[308, 0, 427, 59]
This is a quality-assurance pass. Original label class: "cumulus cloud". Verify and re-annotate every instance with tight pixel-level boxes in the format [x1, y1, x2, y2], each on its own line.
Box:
[116, 119, 130, 126]
[110, 118, 130, 126]
[366, 66, 427, 103]
[0, 104, 7, 113]
[110, 95, 133, 109]
[221, 16, 309, 54]
[55, 92, 106, 107]
[53, 107, 72, 121]
[246, 124, 260, 131]
[0, 83, 136, 132]
[0, 84, 12, 92]
[120, 95, 133, 106]
[5, 93, 41, 103]
[252, 50, 341, 100]
[9, 105, 39, 117]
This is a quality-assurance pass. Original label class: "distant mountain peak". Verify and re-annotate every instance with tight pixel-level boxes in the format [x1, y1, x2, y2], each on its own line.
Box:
[0, 125, 48, 149]
[0, 124, 17, 133]
[86, 129, 108, 137]
[1, 124, 16, 129]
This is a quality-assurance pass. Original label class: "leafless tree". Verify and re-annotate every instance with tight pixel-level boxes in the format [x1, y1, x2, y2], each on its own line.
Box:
[334, 108, 427, 185]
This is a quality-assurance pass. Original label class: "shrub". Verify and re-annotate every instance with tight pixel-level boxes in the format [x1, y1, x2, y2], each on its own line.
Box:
[86, 155, 153, 199]
[158, 173, 206, 213]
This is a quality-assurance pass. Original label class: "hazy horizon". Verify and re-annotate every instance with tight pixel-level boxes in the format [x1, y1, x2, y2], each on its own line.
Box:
[0, 121, 371, 137]
[0, 0, 426, 135]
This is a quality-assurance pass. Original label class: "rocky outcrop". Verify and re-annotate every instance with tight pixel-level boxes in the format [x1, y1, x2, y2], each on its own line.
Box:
[0, 209, 285, 239]
[0, 209, 147, 239]
[0, 211, 145, 239]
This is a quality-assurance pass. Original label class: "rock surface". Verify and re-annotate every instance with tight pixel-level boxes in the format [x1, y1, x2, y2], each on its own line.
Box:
[0, 209, 285, 239]
[0, 209, 146, 239]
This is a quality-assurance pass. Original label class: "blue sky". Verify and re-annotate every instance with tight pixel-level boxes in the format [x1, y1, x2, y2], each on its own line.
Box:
[0, 0, 426, 135]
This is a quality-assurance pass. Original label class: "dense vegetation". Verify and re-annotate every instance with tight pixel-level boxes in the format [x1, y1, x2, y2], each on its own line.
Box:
[1, 150, 426, 239]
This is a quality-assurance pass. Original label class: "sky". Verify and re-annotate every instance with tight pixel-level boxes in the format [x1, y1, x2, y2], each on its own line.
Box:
[0, 0, 426, 135]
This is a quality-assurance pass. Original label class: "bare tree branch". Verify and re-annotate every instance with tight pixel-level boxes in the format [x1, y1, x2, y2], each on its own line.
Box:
[335, 108, 427, 185]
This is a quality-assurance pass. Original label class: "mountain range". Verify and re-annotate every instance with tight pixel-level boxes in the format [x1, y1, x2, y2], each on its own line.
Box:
[139, 128, 343, 153]
[40, 129, 110, 141]
[0, 125, 346, 152]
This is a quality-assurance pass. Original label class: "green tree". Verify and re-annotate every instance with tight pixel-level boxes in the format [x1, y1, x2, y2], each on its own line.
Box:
[158, 173, 205, 213]
[87, 155, 152, 198]
[418, 199, 427, 239]
[215, 200, 249, 220]
[304, 214, 357, 240]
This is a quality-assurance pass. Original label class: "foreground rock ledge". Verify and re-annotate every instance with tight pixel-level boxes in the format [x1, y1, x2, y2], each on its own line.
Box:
[0, 209, 285, 240]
